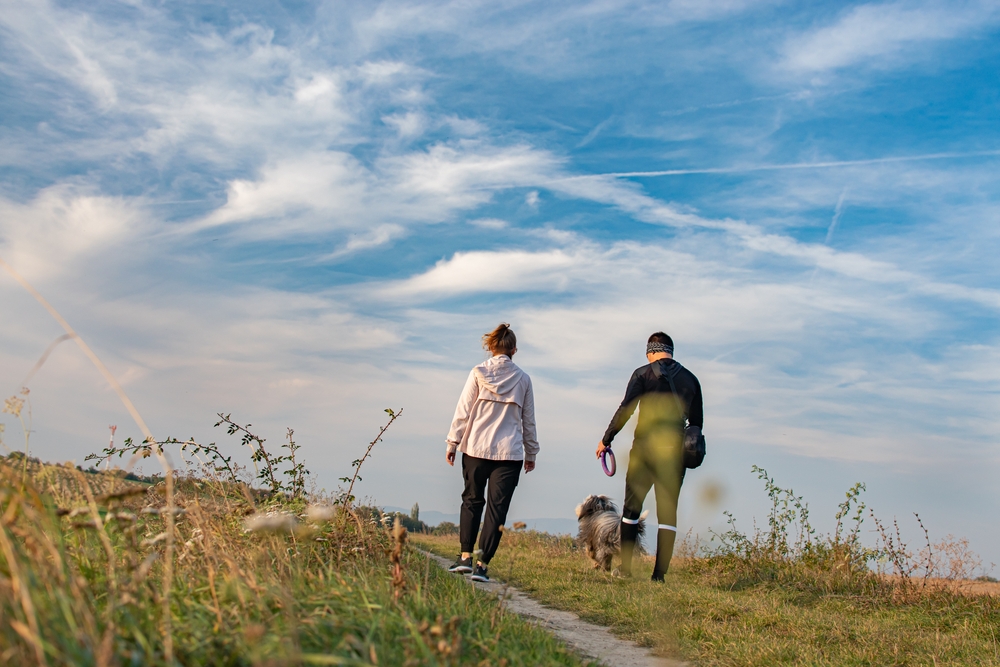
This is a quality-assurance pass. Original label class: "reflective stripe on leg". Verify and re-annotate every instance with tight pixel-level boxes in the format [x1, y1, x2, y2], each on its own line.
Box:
[658, 524, 677, 532]
[621, 517, 640, 525]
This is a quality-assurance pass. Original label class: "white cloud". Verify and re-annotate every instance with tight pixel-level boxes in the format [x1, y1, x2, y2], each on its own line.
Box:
[356, 60, 420, 85]
[199, 152, 370, 232]
[198, 141, 559, 238]
[319, 224, 406, 260]
[780, 1, 999, 73]
[382, 110, 427, 138]
[384, 142, 560, 205]
[294, 74, 341, 103]
[0, 185, 145, 281]
[469, 218, 508, 229]
[384, 248, 581, 297]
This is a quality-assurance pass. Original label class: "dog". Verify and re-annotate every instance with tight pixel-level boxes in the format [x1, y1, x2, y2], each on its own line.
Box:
[575, 495, 646, 571]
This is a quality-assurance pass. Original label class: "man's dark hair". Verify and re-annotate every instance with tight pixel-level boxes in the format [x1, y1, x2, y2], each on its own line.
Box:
[648, 331, 673, 348]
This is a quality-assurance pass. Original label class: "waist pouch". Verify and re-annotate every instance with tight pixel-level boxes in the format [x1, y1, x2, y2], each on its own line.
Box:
[652, 360, 707, 470]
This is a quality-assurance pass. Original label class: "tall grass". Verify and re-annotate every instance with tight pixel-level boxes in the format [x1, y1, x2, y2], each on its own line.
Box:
[703, 466, 995, 600]
[0, 450, 595, 666]
[415, 468, 1000, 666]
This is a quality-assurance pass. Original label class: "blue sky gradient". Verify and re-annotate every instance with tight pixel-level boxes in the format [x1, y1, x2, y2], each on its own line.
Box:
[2, 0, 999, 566]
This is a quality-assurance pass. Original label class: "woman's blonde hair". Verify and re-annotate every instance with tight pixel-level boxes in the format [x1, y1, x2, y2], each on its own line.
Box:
[483, 323, 517, 356]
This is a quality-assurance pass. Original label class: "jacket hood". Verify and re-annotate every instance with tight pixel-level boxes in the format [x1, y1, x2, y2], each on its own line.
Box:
[474, 355, 524, 396]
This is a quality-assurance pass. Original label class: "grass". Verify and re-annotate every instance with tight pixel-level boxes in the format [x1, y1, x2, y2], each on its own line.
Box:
[0, 456, 597, 666]
[415, 529, 1000, 666]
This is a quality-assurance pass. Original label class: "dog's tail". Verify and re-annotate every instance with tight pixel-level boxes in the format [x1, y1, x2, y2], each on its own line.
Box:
[636, 509, 649, 538]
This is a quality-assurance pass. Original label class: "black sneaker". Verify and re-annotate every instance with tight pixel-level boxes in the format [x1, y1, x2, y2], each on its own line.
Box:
[470, 563, 489, 582]
[448, 556, 473, 573]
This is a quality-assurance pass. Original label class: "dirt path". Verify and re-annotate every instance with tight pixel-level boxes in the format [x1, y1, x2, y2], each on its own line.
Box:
[419, 549, 686, 667]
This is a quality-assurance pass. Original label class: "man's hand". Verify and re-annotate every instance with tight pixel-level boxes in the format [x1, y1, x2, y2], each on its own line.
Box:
[524, 460, 535, 473]
[446, 450, 456, 466]
[596, 441, 609, 459]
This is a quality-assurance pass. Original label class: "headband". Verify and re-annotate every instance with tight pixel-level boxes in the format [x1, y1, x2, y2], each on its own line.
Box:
[646, 341, 673, 355]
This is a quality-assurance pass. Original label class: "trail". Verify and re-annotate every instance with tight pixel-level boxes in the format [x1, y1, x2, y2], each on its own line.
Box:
[419, 549, 686, 667]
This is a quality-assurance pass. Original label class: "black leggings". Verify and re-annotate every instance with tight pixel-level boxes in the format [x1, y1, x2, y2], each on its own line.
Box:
[460, 454, 521, 564]
[620, 436, 685, 578]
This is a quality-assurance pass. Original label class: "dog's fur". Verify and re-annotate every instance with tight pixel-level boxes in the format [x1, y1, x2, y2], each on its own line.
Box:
[575, 495, 647, 571]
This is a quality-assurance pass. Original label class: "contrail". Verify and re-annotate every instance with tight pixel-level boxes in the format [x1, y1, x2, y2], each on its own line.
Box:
[825, 189, 848, 245]
[599, 149, 1000, 178]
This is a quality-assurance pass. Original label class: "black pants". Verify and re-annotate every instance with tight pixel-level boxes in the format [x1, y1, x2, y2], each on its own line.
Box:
[460, 454, 521, 564]
[620, 433, 685, 578]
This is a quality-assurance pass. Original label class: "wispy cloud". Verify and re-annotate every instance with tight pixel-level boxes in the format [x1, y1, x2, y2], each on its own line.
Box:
[3, 0, 1000, 562]
[779, 1, 1000, 74]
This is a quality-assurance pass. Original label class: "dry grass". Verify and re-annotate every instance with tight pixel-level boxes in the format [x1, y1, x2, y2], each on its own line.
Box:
[417, 531, 1000, 666]
[0, 457, 595, 666]
[415, 467, 999, 665]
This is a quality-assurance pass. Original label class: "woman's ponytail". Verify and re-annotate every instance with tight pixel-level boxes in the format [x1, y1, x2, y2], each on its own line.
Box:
[483, 323, 517, 357]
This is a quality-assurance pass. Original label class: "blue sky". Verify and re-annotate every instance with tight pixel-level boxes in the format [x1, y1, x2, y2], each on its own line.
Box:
[2, 0, 999, 566]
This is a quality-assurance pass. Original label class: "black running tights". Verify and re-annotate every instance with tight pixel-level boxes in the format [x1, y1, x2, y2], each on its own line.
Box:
[619, 440, 684, 579]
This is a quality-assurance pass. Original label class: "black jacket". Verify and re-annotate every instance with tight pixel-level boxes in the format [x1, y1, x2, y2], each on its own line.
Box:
[602, 359, 703, 446]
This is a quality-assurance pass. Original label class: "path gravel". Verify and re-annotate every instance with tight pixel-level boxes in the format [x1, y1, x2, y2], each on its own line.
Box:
[419, 549, 686, 667]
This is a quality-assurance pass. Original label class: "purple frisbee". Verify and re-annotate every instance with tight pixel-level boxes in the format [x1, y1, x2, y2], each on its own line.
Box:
[601, 447, 616, 476]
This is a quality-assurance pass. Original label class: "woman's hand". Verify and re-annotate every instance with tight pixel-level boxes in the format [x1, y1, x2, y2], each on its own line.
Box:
[446, 451, 456, 466]
[524, 460, 535, 473]
[596, 441, 608, 459]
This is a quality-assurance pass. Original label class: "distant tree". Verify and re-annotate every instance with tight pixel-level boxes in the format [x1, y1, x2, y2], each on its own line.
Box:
[433, 521, 459, 536]
[410, 502, 420, 522]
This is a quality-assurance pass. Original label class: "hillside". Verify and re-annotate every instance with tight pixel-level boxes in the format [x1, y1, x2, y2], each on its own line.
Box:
[0, 454, 596, 666]
[415, 530, 1000, 666]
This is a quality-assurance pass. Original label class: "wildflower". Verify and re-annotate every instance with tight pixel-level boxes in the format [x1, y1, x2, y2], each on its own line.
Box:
[305, 504, 337, 523]
[3, 395, 24, 417]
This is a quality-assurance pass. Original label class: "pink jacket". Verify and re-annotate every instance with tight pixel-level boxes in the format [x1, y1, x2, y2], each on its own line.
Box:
[446, 355, 539, 462]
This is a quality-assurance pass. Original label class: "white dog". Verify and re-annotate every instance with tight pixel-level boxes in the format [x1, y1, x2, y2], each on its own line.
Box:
[575, 495, 647, 571]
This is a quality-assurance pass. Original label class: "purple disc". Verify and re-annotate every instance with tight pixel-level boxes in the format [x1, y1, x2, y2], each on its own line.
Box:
[601, 449, 616, 476]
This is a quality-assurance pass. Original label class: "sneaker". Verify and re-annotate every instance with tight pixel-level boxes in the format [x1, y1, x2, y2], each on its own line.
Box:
[470, 563, 490, 582]
[448, 556, 473, 573]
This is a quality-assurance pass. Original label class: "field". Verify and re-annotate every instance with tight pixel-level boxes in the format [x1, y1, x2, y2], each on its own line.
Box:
[0, 454, 596, 666]
[415, 519, 1000, 665]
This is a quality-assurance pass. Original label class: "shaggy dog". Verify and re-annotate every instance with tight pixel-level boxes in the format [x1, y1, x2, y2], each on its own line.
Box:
[575, 495, 646, 571]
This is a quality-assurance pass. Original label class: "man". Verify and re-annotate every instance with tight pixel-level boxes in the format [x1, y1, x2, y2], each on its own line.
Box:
[596, 331, 703, 581]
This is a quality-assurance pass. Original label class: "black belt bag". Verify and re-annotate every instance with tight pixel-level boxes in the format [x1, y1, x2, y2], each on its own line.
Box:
[652, 360, 707, 469]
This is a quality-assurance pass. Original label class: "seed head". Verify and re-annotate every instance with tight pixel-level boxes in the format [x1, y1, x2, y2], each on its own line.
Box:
[3, 396, 24, 417]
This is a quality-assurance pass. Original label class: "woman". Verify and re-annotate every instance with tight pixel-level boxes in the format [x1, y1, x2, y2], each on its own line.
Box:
[445, 323, 538, 582]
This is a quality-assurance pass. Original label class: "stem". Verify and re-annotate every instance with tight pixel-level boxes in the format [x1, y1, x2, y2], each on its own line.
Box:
[343, 409, 403, 509]
[0, 256, 174, 662]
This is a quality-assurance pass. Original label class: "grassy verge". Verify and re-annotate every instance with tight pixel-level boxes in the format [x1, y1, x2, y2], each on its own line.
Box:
[0, 457, 595, 666]
[415, 531, 1000, 666]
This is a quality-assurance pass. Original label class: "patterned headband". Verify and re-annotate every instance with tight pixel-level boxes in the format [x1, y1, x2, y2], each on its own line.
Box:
[646, 341, 673, 355]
